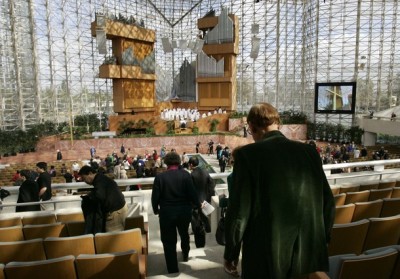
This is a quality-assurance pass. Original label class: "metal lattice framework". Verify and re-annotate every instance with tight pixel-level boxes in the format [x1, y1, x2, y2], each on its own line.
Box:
[0, 0, 399, 130]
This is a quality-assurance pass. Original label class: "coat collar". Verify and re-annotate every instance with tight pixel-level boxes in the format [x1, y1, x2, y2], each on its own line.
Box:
[260, 130, 285, 141]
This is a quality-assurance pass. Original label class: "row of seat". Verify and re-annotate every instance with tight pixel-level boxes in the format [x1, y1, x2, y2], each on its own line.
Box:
[331, 179, 400, 195]
[0, 212, 84, 228]
[0, 249, 140, 279]
[334, 187, 400, 206]
[0, 229, 146, 279]
[328, 215, 400, 257]
[328, 245, 400, 279]
[335, 197, 400, 224]
[0, 215, 149, 257]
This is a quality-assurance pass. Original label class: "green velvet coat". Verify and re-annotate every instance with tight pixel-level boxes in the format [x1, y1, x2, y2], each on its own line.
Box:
[224, 130, 335, 279]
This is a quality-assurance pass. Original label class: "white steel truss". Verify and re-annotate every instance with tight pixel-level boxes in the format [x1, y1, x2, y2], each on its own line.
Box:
[0, 0, 399, 130]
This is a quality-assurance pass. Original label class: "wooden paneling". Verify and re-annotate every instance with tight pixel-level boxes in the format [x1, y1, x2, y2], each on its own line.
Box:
[91, 20, 155, 42]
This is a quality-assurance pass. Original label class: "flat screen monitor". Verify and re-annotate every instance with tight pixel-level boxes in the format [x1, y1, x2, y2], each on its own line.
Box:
[314, 82, 356, 114]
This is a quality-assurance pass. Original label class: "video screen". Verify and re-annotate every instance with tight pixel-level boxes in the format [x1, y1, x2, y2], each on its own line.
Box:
[314, 82, 356, 114]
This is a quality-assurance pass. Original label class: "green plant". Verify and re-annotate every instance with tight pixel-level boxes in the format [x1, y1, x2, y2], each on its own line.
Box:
[192, 124, 199, 134]
[280, 110, 308, 124]
[209, 119, 220, 132]
[166, 121, 175, 135]
[229, 111, 247, 119]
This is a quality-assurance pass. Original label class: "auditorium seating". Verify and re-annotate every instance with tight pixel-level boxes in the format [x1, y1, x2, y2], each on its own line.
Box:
[0, 238, 46, 264]
[380, 198, 400, 218]
[4, 255, 77, 279]
[328, 247, 398, 279]
[44, 235, 95, 259]
[328, 219, 370, 256]
[364, 245, 400, 279]
[391, 187, 400, 198]
[345, 190, 370, 204]
[359, 181, 380, 191]
[75, 250, 140, 279]
[0, 217, 22, 228]
[363, 215, 400, 251]
[65, 221, 86, 236]
[335, 193, 347, 206]
[351, 200, 383, 222]
[125, 215, 148, 254]
[56, 212, 84, 223]
[23, 223, 68, 240]
[369, 188, 393, 201]
[378, 179, 397, 189]
[22, 214, 57, 226]
[339, 183, 360, 194]
[335, 204, 355, 224]
[0, 226, 24, 242]
[94, 228, 146, 278]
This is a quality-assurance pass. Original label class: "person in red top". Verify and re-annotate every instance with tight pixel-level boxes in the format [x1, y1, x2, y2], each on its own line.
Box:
[12, 170, 21, 182]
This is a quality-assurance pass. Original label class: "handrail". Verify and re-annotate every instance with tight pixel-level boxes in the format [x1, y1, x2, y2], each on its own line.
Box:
[1, 159, 399, 194]
[0, 191, 143, 210]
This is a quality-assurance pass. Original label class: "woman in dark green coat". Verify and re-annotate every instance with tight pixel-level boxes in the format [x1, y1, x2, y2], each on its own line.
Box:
[224, 103, 335, 279]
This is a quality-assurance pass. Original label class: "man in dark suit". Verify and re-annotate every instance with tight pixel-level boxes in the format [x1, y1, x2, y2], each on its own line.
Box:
[224, 103, 335, 278]
[189, 156, 216, 236]
[152, 152, 201, 274]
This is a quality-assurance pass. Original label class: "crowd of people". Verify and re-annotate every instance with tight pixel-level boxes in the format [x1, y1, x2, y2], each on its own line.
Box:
[160, 106, 227, 122]
[5, 102, 399, 278]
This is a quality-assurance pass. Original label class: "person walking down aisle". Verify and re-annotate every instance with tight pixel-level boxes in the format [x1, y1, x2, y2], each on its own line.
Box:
[78, 166, 128, 232]
[151, 152, 201, 274]
[188, 156, 216, 243]
[224, 103, 335, 279]
[36, 162, 52, 211]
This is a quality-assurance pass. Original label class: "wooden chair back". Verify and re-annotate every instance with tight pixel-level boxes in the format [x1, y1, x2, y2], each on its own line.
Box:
[0, 217, 22, 228]
[4, 255, 76, 279]
[359, 181, 380, 191]
[363, 215, 400, 251]
[94, 228, 146, 277]
[44, 235, 95, 259]
[23, 223, 68, 240]
[344, 190, 370, 205]
[334, 193, 346, 206]
[369, 188, 393, 201]
[56, 212, 84, 223]
[0, 226, 24, 242]
[75, 250, 140, 279]
[352, 200, 383, 222]
[22, 214, 57, 226]
[380, 198, 400, 218]
[378, 179, 397, 189]
[328, 247, 398, 279]
[0, 238, 46, 264]
[65, 221, 86, 236]
[328, 219, 370, 256]
[334, 204, 355, 224]
[339, 184, 360, 194]
[391, 187, 400, 198]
